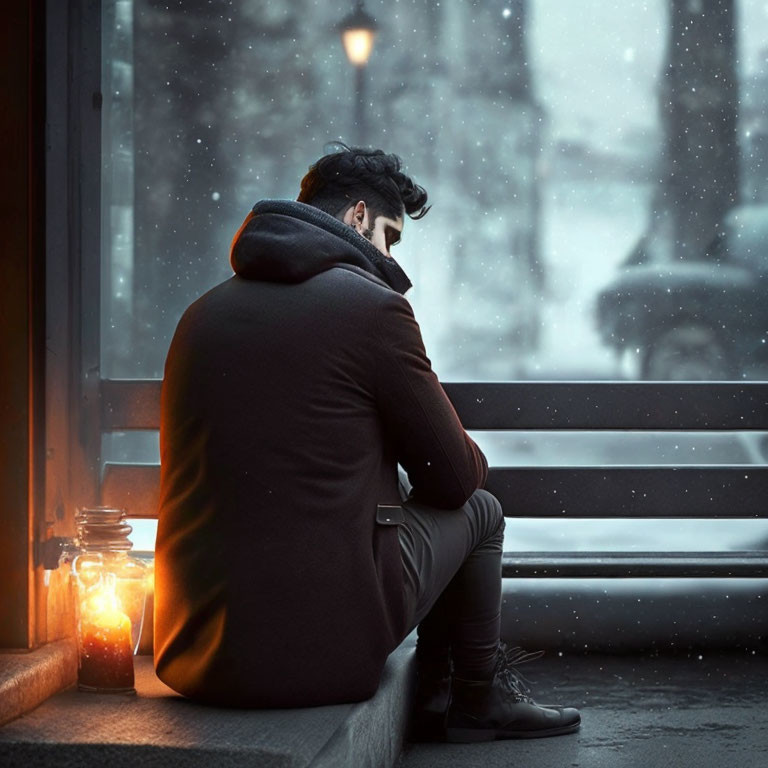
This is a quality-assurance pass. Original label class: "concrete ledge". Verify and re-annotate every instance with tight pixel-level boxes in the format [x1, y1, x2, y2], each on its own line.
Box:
[310, 637, 416, 768]
[0, 637, 416, 768]
[501, 579, 768, 653]
[0, 639, 77, 727]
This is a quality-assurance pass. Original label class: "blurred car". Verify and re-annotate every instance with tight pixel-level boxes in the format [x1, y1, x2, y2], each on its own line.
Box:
[596, 205, 768, 380]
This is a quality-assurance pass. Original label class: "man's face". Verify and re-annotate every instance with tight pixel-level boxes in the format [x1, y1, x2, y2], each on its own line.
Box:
[343, 201, 403, 259]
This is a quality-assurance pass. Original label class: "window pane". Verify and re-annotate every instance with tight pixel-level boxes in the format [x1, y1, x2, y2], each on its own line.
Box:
[101, 0, 768, 381]
[469, 430, 768, 552]
[100, 0, 768, 554]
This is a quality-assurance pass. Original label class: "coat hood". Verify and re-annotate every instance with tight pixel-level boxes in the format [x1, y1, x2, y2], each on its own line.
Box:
[229, 200, 412, 295]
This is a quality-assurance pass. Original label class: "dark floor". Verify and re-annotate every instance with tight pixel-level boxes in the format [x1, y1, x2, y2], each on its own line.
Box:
[399, 652, 768, 768]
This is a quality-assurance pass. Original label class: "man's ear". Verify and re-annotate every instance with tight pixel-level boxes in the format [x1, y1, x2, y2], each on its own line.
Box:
[346, 201, 367, 231]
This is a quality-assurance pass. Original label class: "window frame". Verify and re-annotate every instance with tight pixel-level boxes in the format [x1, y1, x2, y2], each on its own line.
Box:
[0, 0, 47, 650]
[0, 0, 103, 651]
[3, 0, 766, 652]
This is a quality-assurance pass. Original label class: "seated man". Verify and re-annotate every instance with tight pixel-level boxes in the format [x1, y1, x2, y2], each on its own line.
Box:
[154, 143, 580, 742]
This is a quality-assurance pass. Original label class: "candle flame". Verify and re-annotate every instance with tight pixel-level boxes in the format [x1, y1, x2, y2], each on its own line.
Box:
[82, 578, 131, 629]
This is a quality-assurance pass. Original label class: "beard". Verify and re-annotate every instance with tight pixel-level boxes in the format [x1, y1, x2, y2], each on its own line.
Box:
[349, 221, 375, 242]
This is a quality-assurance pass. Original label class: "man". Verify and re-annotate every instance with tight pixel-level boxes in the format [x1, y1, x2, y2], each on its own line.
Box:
[154, 144, 580, 742]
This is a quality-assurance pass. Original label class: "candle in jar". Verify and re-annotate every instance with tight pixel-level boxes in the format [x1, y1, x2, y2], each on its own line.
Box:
[78, 598, 135, 692]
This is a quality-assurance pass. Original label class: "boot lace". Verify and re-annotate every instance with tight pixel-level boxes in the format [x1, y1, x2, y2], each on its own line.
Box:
[494, 643, 544, 703]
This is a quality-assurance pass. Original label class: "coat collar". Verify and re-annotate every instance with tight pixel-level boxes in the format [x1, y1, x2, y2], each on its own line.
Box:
[230, 200, 412, 295]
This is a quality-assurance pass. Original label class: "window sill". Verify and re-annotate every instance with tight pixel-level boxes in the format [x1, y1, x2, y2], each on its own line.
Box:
[0, 639, 77, 727]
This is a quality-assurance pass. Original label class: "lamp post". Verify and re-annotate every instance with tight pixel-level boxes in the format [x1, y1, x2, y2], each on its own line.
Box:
[338, 2, 378, 146]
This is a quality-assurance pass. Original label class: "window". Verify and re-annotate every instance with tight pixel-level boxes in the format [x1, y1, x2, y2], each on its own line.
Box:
[99, 1, 768, 558]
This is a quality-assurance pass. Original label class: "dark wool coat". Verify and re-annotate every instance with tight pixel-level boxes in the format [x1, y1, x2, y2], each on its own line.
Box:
[154, 200, 488, 707]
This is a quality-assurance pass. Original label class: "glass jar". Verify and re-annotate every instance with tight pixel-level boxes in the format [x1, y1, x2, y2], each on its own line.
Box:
[69, 507, 148, 693]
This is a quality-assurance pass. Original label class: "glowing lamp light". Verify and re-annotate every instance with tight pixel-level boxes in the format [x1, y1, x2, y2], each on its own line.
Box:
[339, 2, 378, 68]
[342, 28, 376, 67]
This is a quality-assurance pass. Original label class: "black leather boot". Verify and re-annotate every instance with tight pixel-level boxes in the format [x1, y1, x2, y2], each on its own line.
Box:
[445, 645, 580, 742]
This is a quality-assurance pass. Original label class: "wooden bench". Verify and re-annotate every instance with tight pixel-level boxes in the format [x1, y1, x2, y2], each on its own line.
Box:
[100, 379, 768, 653]
[102, 379, 768, 582]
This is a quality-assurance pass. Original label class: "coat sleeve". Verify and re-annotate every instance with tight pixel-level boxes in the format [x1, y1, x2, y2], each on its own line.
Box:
[373, 292, 488, 509]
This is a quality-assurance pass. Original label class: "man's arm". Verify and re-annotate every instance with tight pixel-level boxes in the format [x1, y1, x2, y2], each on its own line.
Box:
[373, 293, 488, 509]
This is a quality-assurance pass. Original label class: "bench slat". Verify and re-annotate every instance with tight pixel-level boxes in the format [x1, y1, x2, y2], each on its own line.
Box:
[487, 466, 768, 518]
[444, 382, 768, 430]
[101, 380, 768, 432]
[101, 463, 160, 518]
[104, 463, 768, 520]
[101, 379, 162, 430]
[502, 551, 768, 578]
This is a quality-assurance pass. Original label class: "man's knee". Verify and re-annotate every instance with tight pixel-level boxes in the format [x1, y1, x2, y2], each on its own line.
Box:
[467, 488, 505, 539]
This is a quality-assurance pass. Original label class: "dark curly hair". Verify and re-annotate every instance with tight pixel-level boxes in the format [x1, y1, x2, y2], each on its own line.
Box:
[297, 143, 430, 222]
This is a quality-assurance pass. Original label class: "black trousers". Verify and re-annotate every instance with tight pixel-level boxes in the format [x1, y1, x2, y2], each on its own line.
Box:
[397, 481, 505, 680]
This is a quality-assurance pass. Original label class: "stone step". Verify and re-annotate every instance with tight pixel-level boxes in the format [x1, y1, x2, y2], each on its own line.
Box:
[0, 638, 416, 768]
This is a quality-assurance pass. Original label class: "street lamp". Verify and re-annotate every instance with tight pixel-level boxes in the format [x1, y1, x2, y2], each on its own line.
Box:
[338, 2, 378, 145]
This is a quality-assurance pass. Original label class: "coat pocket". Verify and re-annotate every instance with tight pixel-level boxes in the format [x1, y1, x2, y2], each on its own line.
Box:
[376, 504, 405, 525]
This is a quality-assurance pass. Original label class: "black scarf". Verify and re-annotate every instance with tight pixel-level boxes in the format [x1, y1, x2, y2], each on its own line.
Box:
[249, 200, 413, 295]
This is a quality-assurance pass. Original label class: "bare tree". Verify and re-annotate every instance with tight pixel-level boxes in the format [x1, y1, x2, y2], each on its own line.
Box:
[651, 0, 740, 261]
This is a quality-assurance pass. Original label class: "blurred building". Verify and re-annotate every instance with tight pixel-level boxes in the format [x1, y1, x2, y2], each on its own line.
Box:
[365, 0, 545, 380]
[741, 47, 768, 204]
